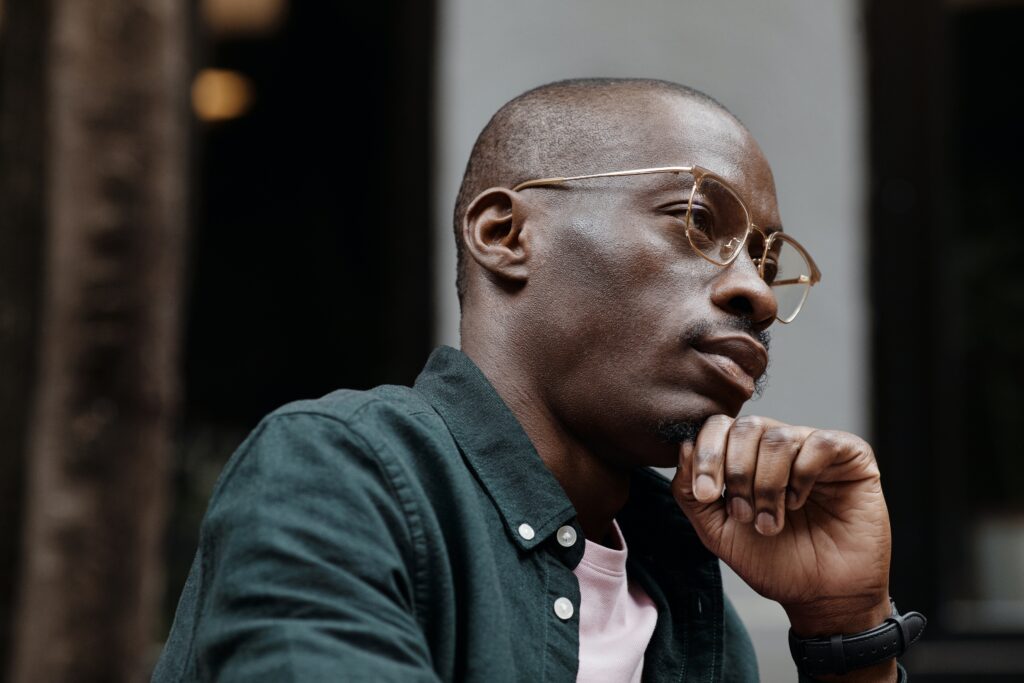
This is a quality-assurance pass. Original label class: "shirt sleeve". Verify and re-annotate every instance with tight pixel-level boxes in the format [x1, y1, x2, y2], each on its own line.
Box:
[166, 410, 440, 682]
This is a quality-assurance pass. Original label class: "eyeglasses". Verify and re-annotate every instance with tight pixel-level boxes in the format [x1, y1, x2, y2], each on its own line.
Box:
[513, 165, 822, 323]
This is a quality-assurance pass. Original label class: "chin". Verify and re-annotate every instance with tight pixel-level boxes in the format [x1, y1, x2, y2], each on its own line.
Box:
[644, 390, 739, 449]
[653, 417, 703, 443]
[691, 391, 745, 421]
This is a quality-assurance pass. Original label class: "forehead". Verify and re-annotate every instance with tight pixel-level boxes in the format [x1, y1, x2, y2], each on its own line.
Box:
[600, 93, 780, 225]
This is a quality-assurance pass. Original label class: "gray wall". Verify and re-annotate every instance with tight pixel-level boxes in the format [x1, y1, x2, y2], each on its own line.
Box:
[433, 2, 866, 679]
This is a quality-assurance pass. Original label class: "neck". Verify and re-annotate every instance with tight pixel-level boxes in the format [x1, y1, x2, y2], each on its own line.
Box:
[461, 334, 632, 544]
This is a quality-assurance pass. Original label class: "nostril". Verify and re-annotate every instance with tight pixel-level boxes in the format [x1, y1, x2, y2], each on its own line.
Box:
[728, 295, 754, 316]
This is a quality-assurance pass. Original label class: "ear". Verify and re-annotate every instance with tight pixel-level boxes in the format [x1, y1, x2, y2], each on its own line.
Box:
[461, 187, 532, 285]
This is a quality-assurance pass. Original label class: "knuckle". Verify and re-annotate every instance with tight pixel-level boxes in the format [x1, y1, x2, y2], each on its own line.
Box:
[754, 482, 786, 501]
[706, 414, 733, 428]
[694, 447, 720, 468]
[849, 434, 875, 458]
[732, 415, 766, 434]
[762, 426, 796, 448]
[724, 466, 751, 490]
[807, 429, 841, 451]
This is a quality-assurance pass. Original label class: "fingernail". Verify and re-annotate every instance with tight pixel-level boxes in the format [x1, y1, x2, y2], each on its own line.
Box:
[730, 497, 753, 523]
[694, 475, 718, 501]
[786, 490, 799, 510]
[756, 512, 777, 535]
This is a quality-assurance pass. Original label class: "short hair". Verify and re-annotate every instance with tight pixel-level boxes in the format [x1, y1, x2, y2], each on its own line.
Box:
[452, 78, 735, 304]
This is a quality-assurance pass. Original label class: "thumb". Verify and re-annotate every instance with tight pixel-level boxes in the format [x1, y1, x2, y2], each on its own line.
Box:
[670, 441, 728, 544]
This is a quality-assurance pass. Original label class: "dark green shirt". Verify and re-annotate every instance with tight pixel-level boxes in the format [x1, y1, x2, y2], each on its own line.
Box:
[154, 346, 761, 682]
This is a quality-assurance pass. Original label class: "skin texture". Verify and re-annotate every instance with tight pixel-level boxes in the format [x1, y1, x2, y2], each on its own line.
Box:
[459, 84, 895, 681]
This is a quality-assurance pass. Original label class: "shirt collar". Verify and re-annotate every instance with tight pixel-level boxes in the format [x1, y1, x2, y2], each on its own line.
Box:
[413, 346, 576, 551]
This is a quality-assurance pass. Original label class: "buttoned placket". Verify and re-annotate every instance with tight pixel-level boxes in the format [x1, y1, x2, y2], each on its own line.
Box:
[547, 523, 584, 619]
[511, 515, 588, 680]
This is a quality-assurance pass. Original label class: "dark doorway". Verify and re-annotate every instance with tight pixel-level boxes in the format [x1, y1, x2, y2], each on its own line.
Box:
[162, 0, 435, 632]
[868, 1, 1024, 679]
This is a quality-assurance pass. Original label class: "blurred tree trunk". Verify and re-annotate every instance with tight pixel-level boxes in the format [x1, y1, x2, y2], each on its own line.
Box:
[9, 0, 188, 680]
[0, 0, 49, 674]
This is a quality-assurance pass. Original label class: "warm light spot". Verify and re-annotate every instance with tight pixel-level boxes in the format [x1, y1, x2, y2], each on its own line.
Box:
[201, 0, 287, 36]
[191, 69, 254, 122]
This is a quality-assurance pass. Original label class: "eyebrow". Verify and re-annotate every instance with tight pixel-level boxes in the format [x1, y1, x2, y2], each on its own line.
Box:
[645, 173, 695, 193]
[637, 174, 696, 204]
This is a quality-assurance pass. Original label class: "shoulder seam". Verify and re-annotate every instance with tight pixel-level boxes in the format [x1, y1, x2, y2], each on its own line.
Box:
[334, 406, 432, 628]
[203, 404, 430, 628]
[271, 404, 432, 624]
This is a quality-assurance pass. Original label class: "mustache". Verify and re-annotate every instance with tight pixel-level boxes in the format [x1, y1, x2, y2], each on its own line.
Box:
[683, 318, 772, 353]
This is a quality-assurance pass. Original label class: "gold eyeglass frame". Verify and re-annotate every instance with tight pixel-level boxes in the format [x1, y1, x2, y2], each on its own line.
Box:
[512, 165, 823, 323]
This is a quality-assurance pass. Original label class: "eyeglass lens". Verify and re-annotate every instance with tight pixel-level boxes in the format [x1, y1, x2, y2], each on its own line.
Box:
[685, 174, 749, 264]
[687, 174, 813, 322]
[760, 236, 812, 322]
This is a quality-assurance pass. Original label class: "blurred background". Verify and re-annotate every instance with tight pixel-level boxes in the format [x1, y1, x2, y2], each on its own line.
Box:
[0, 0, 1021, 681]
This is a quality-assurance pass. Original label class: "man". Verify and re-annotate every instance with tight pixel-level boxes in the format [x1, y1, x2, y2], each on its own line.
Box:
[154, 78, 924, 682]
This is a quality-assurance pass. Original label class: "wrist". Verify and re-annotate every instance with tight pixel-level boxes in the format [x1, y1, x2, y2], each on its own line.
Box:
[788, 598, 925, 681]
[785, 594, 892, 638]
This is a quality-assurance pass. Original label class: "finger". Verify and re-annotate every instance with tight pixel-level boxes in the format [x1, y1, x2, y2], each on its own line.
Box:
[723, 416, 774, 524]
[676, 440, 695, 492]
[672, 440, 700, 505]
[691, 415, 733, 502]
[672, 440, 729, 545]
[787, 429, 868, 508]
[752, 424, 813, 535]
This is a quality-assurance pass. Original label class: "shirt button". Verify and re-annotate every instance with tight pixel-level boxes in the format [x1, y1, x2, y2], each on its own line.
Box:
[556, 525, 577, 547]
[553, 597, 574, 620]
[517, 523, 535, 541]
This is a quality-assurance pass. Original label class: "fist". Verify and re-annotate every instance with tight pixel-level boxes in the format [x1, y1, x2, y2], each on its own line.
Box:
[670, 415, 893, 636]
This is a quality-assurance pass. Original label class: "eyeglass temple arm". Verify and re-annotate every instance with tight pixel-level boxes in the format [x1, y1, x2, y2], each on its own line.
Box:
[771, 276, 812, 286]
[512, 166, 696, 192]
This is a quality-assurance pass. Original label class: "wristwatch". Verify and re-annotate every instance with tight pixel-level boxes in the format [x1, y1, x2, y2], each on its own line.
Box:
[788, 599, 927, 677]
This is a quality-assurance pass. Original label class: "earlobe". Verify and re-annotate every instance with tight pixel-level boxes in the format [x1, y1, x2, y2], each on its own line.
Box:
[462, 187, 531, 285]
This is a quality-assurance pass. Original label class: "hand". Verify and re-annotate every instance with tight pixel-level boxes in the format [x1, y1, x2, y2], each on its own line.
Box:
[670, 415, 893, 639]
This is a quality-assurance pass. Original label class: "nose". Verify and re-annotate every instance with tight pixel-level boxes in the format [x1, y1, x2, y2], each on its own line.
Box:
[709, 252, 778, 331]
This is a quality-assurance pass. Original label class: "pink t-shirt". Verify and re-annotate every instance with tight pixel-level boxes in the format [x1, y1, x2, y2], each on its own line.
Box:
[573, 520, 659, 683]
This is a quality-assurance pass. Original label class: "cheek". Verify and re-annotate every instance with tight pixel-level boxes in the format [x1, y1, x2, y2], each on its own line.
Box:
[537, 221, 645, 329]
[530, 215, 709, 351]
[528, 218, 724, 457]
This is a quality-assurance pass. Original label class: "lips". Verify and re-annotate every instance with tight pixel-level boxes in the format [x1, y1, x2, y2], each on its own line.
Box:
[692, 335, 769, 398]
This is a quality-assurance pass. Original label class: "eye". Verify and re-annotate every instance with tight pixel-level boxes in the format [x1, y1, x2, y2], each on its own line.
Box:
[758, 258, 779, 285]
[749, 240, 779, 284]
[687, 205, 714, 235]
[662, 202, 690, 220]
[688, 205, 712, 229]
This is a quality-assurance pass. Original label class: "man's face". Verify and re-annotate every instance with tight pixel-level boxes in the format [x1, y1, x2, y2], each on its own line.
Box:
[520, 94, 782, 469]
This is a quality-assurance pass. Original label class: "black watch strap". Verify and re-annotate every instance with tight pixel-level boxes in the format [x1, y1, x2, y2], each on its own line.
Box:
[788, 599, 927, 677]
